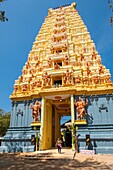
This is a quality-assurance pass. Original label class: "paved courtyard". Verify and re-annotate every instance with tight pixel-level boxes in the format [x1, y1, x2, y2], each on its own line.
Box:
[0, 148, 113, 170]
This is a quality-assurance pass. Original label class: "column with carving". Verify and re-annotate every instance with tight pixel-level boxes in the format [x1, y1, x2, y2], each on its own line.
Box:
[71, 94, 75, 150]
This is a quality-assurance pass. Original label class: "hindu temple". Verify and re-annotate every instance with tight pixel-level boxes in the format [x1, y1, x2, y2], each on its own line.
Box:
[1, 2, 113, 154]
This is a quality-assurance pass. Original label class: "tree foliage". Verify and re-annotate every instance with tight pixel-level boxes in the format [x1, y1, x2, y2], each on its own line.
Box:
[0, 109, 10, 136]
[108, 0, 113, 25]
[0, 0, 8, 22]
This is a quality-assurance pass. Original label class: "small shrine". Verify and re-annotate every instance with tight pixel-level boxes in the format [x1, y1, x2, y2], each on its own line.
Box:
[1, 2, 113, 154]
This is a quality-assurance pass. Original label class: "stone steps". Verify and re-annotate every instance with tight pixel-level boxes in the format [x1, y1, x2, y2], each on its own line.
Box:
[21, 148, 74, 160]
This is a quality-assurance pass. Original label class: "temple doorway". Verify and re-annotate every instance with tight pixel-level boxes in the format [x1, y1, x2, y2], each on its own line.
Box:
[41, 94, 71, 149]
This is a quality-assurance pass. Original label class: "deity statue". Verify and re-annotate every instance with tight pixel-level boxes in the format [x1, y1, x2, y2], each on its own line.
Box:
[19, 75, 23, 83]
[64, 69, 72, 84]
[62, 27, 66, 32]
[35, 60, 40, 68]
[14, 85, 18, 93]
[62, 44, 67, 52]
[74, 97, 88, 119]
[93, 76, 99, 84]
[99, 65, 104, 74]
[62, 34, 67, 40]
[37, 79, 42, 87]
[83, 47, 86, 53]
[30, 100, 41, 122]
[52, 36, 56, 42]
[75, 75, 81, 84]
[53, 29, 57, 34]
[22, 69, 27, 75]
[63, 55, 69, 65]
[30, 68, 36, 75]
[91, 51, 97, 60]
[50, 46, 55, 54]
[42, 71, 51, 86]
[22, 83, 29, 92]
[80, 54, 84, 61]
[97, 58, 102, 65]
[48, 57, 52, 67]
[105, 75, 112, 84]
[87, 67, 91, 76]
[26, 62, 30, 69]
[54, 63, 60, 70]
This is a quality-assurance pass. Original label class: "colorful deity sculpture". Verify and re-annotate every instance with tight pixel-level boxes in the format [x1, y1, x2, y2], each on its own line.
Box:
[74, 97, 88, 119]
[30, 100, 41, 122]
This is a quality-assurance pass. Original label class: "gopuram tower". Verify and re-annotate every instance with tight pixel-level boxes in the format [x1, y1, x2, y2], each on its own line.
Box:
[1, 2, 113, 154]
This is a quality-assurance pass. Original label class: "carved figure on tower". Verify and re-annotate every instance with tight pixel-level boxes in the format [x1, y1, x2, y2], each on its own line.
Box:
[54, 63, 60, 70]
[63, 55, 69, 65]
[74, 97, 88, 120]
[37, 79, 42, 87]
[62, 44, 67, 52]
[48, 57, 53, 67]
[80, 54, 84, 61]
[75, 75, 81, 84]
[19, 75, 23, 83]
[30, 100, 41, 122]
[42, 72, 51, 86]
[14, 85, 19, 93]
[64, 69, 72, 84]
[50, 46, 55, 54]
[99, 65, 104, 74]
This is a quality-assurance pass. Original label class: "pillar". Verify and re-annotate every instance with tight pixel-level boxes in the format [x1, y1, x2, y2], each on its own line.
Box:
[40, 97, 46, 150]
[71, 94, 75, 150]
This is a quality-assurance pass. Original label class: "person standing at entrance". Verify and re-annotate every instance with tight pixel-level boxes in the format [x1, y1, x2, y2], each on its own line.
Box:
[56, 138, 62, 153]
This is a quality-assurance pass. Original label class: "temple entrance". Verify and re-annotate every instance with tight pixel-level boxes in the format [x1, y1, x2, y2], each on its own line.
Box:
[40, 95, 71, 150]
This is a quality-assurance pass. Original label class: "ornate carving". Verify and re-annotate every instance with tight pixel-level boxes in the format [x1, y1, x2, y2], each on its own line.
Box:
[42, 72, 51, 86]
[63, 55, 69, 65]
[74, 75, 81, 84]
[54, 63, 60, 70]
[30, 100, 41, 122]
[99, 104, 108, 112]
[36, 79, 42, 87]
[63, 69, 72, 84]
[74, 97, 88, 119]
[17, 109, 23, 116]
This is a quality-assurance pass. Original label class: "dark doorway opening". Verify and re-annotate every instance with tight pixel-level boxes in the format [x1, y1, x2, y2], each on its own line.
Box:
[64, 129, 72, 147]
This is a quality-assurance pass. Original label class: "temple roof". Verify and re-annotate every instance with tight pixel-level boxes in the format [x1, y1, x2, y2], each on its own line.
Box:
[10, 2, 113, 100]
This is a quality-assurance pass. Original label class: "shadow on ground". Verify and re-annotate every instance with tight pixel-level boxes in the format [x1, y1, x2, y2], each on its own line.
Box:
[0, 153, 113, 170]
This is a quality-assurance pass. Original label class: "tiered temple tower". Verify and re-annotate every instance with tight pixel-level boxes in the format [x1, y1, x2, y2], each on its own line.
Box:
[1, 2, 113, 153]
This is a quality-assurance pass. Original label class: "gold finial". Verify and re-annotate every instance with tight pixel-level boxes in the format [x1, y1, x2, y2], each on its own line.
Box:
[71, 2, 76, 8]
[48, 8, 52, 15]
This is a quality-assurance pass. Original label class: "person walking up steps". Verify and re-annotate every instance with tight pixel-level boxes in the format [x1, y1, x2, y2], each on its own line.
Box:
[56, 138, 62, 153]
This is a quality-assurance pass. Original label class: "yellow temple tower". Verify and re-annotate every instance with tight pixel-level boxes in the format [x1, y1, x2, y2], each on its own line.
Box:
[8, 2, 113, 153]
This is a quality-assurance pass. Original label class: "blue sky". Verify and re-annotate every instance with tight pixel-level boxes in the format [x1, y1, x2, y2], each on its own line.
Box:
[0, 0, 113, 113]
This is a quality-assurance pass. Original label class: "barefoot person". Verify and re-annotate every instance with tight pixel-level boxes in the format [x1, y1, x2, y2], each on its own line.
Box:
[56, 138, 62, 153]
